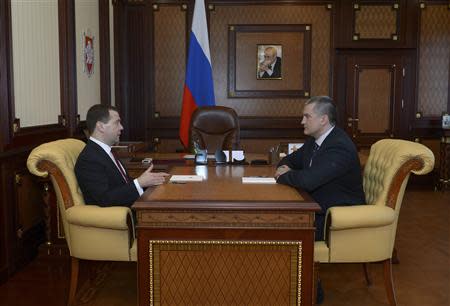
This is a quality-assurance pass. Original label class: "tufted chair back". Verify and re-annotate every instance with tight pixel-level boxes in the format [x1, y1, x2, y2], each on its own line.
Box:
[364, 139, 434, 208]
[189, 106, 240, 152]
[363, 139, 435, 250]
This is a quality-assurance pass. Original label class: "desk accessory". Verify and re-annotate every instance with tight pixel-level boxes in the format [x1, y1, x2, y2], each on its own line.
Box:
[215, 150, 227, 164]
[194, 149, 208, 165]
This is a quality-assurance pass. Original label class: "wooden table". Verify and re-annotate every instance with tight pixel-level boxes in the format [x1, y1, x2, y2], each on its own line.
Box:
[133, 164, 320, 306]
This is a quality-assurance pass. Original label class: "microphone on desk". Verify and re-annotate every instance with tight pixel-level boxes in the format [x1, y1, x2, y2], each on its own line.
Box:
[195, 149, 208, 165]
[193, 140, 207, 165]
[215, 150, 227, 164]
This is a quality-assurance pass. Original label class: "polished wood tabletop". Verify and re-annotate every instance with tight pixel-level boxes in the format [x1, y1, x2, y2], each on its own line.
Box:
[134, 165, 319, 211]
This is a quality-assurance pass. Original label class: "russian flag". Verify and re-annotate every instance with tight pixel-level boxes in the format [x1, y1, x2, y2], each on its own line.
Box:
[179, 0, 215, 149]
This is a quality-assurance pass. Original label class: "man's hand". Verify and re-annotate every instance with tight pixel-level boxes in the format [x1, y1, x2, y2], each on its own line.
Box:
[274, 165, 291, 179]
[137, 164, 170, 188]
[258, 60, 270, 73]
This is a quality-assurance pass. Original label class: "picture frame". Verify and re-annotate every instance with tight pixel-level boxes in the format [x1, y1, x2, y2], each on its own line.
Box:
[228, 24, 312, 98]
[442, 113, 450, 129]
[256, 45, 282, 80]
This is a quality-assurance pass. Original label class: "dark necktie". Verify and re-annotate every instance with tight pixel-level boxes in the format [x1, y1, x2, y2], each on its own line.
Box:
[111, 150, 129, 183]
[309, 143, 320, 167]
[268, 64, 272, 70]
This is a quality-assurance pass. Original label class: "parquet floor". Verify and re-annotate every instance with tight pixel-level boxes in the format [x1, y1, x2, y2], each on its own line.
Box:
[0, 189, 448, 306]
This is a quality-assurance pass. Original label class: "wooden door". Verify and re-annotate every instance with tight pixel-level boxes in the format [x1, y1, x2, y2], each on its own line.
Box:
[345, 54, 405, 147]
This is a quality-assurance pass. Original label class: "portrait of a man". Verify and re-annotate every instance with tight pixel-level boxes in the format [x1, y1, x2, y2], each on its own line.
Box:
[257, 45, 282, 79]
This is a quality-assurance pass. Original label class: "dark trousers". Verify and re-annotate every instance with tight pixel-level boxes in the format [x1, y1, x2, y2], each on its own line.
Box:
[315, 212, 325, 241]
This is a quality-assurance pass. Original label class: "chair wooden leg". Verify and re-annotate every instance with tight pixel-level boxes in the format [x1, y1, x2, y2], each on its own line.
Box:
[313, 262, 319, 304]
[392, 247, 400, 264]
[383, 259, 397, 306]
[362, 263, 372, 286]
[67, 257, 79, 306]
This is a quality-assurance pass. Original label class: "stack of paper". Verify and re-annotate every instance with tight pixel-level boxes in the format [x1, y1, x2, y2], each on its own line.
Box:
[242, 177, 276, 184]
[169, 175, 204, 182]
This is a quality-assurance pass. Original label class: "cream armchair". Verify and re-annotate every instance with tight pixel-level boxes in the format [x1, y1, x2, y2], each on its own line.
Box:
[27, 139, 137, 306]
[314, 139, 434, 306]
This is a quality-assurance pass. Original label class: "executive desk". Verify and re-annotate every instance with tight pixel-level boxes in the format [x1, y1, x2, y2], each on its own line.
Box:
[133, 164, 321, 306]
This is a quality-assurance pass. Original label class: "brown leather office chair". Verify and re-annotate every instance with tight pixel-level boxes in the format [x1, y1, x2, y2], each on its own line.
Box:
[189, 106, 240, 152]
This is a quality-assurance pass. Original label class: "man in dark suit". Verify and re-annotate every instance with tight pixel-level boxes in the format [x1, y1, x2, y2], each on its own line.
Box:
[274, 96, 365, 241]
[275, 96, 365, 304]
[75, 104, 169, 207]
[258, 46, 282, 79]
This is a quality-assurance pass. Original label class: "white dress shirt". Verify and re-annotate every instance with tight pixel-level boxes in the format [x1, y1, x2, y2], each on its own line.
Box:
[315, 125, 335, 147]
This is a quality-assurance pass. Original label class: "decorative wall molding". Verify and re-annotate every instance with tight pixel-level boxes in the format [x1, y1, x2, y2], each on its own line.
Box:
[353, 3, 400, 41]
[0, 0, 13, 151]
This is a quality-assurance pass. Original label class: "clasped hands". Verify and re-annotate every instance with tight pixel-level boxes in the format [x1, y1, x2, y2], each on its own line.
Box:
[258, 60, 271, 73]
[274, 165, 291, 179]
[137, 164, 170, 188]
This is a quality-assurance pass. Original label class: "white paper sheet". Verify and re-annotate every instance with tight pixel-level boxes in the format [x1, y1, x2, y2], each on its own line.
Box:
[223, 150, 245, 162]
[170, 175, 204, 182]
[242, 177, 276, 184]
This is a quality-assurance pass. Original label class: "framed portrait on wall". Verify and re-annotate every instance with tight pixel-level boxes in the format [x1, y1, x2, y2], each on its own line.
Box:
[257, 45, 282, 80]
[442, 113, 450, 129]
[228, 24, 311, 98]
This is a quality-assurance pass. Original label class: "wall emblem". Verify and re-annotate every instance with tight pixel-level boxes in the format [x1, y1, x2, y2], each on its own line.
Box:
[82, 31, 95, 77]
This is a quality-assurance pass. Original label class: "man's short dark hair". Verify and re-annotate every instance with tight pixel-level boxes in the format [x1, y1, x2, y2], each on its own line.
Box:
[86, 104, 118, 134]
[305, 96, 337, 125]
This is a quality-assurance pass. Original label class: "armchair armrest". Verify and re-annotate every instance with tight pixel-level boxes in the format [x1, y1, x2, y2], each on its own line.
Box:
[66, 205, 133, 230]
[328, 205, 395, 230]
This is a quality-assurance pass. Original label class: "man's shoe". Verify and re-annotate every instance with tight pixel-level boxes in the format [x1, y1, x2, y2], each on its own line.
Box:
[316, 279, 325, 304]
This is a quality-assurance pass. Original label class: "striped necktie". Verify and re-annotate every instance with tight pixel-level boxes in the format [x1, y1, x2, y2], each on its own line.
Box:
[309, 143, 320, 167]
[111, 150, 129, 183]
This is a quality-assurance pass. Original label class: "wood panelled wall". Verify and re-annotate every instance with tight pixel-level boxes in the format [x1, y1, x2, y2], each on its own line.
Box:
[114, 0, 448, 152]
[0, 0, 448, 283]
[0, 0, 111, 283]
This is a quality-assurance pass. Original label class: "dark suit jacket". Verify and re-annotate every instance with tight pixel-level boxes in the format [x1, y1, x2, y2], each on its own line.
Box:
[75, 140, 139, 207]
[277, 126, 365, 213]
[261, 57, 282, 78]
